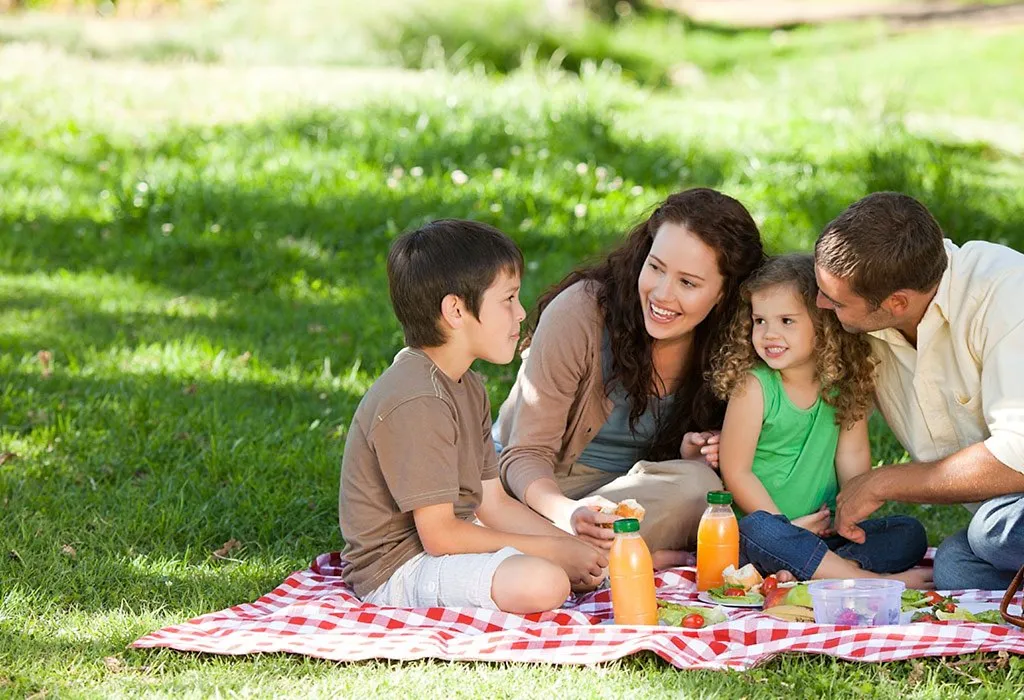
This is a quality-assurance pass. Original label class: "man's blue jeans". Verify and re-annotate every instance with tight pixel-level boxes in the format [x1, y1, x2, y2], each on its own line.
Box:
[933, 493, 1024, 590]
[739, 511, 928, 581]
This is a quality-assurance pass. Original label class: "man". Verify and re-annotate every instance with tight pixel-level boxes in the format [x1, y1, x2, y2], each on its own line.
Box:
[813, 192, 1024, 590]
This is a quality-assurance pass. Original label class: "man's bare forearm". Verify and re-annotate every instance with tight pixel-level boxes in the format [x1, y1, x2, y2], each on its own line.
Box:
[875, 442, 1024, 504]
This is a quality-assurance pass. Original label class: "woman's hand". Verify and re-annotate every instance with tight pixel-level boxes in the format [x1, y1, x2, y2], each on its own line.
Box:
[681, 431, 721, 468]
[568, 495, 619, 550]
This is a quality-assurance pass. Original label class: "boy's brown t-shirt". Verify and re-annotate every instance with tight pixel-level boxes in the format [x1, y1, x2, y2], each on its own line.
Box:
[339, 347, 499, 597]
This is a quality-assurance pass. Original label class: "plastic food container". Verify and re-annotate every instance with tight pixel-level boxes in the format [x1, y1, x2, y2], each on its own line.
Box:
[807, 579, 905, 626]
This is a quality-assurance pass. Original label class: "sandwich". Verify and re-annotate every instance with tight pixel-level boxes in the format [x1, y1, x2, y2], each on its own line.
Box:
[598, 498, 646, 527]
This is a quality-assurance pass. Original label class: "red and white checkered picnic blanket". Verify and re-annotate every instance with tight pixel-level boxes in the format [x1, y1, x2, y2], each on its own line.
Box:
[132, 551, 1024, 670]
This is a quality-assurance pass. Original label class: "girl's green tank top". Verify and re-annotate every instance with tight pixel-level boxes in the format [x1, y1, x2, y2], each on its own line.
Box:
[744, 364, 839, 520]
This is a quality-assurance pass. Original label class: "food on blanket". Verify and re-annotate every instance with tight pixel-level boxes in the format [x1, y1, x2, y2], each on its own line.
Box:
[598, 499, 647, 527]
[906, 593, 1008, 625]
[761, 583, 815, 622]
[722, 563, 763, 591]
[656, 600, 728, 628]
[806, 579, 903, 626]
[706, 585, 763, 606]
[681, 613, 705, 629]
[705, 563, 765, 605]
[900, 589, 932, 611]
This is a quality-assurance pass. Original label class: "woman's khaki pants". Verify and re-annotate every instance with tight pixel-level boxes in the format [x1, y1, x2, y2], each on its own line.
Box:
[557, 459, 723, 552]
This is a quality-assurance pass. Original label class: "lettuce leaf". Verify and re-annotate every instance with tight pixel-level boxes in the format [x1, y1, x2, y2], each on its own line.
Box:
[706, 586, 764, 606]
[656, 600, 728, 627]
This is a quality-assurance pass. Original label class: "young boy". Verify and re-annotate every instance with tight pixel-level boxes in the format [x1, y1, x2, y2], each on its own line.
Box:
[340, 219, 607, 613]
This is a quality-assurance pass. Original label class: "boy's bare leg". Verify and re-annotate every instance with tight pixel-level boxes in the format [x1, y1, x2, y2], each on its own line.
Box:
[490, 555, 571, 614]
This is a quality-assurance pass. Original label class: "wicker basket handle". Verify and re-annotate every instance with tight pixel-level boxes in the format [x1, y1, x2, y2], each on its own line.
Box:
[1001, 565, 1024, 628]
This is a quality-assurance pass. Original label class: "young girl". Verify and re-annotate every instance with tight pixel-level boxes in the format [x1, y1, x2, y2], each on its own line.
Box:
[711, 253, 930, 585]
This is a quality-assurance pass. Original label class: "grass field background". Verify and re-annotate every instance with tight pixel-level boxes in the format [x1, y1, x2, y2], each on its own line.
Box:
[2, 0, 1023, 696]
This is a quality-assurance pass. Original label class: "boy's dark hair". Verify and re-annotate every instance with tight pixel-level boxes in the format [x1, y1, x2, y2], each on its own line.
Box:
[815, 192, 947, 307]
[387, 219, 524, 348]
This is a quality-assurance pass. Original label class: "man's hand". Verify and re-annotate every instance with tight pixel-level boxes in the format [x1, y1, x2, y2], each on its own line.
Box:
[681, 431, 721, 468]
[546, 536, 609, 592]
[791, 505, 831, 536]
[835, 470, 886, 544]
[568, 495, 619, 550]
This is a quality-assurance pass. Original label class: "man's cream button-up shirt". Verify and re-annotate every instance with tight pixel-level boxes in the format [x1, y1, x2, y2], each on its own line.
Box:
[868, 239, 1024, 509]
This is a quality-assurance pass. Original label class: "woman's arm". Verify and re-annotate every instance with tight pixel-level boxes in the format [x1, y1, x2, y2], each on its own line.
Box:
[498, 284, 601, 518]
[718, 374, 780, 514]
[834, 415, 871, 487]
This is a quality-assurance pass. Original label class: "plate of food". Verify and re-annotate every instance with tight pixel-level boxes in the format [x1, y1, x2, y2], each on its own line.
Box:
[698, 564, 766, 607]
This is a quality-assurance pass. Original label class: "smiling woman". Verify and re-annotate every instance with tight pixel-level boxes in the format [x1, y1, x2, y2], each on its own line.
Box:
[493, 188, 765, 568]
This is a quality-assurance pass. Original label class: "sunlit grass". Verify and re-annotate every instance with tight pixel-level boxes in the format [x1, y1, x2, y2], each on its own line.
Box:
[2, 1, 1024, 696]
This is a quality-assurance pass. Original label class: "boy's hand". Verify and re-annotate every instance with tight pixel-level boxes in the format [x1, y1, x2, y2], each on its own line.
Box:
[548, 536, 608, 592]
[681, 431, 720, 468]
[791, 505, 831, 536]
[569, 496, 619, 550]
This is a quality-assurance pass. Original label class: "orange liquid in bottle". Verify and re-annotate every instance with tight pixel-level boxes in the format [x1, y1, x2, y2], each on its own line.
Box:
[696, 495, 739, 592]
[608, 520, 658, 625]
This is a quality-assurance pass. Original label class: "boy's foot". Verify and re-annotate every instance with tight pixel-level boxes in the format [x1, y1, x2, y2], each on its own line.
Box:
[652, 549, 696, 570]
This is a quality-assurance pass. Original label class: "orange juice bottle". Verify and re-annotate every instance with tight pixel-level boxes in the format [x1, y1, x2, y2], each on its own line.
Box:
[608, 518, 658, 625]
[696, 491, 739, 591]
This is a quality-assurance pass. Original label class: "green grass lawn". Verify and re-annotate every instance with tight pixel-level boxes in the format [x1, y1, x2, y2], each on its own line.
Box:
[2, 0, 1024, 696]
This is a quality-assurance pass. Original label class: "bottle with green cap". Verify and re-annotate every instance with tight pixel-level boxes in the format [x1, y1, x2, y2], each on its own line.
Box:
[608, 517, 658, 625]
[696, 490, 739, 591]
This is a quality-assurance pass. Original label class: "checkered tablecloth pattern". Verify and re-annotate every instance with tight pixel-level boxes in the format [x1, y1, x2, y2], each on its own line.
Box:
[132, 551, 1024, 670]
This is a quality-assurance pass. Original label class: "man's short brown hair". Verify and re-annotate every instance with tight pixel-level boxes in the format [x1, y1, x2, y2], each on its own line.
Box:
[815, 192, 948, 307]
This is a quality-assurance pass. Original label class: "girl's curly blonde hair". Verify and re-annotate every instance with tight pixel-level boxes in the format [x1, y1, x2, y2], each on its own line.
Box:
[709, 253, 877, 428]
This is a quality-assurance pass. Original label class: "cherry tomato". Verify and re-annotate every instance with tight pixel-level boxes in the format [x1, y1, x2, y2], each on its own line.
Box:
[940, 600, 956, 613]
[913, 612, 938, 623]
[923, 591, 944, 605]
[681, 613, 705, 629]
[723, 587, 746, 597]
[760, 575, 778, 596]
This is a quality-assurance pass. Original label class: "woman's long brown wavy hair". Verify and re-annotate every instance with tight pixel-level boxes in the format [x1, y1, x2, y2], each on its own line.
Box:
[710, 253, 877, 428]
[521, 188, 765, 461]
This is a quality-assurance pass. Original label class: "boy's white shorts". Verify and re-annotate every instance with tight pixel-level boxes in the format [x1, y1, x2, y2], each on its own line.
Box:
[362, 546, 522, 610]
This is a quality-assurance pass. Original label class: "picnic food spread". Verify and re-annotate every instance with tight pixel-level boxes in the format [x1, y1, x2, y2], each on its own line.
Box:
[704, 564, 766, 606]
[902, 589, 1006, 624]
[695, 491, 739, 591]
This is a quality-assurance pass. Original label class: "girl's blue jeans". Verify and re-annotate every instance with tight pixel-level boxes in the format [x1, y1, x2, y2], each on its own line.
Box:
[738, 510, 928, 581]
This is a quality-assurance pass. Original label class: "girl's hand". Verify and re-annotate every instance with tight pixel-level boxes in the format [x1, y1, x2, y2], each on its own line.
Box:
[568, 496, 619, 550]
[681, 431, 721, 468]
[791, 505, 831, 536]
